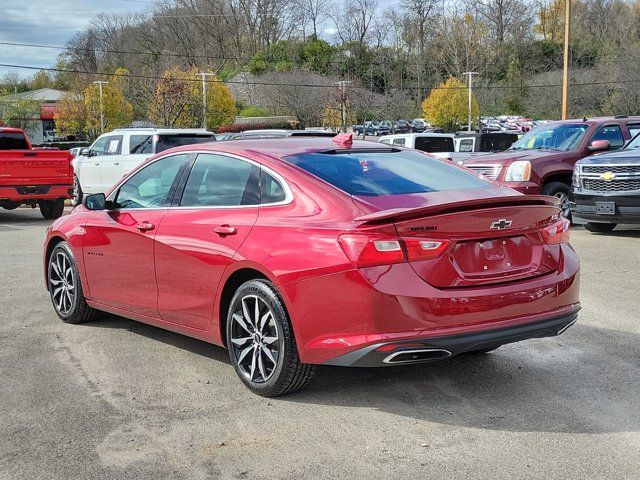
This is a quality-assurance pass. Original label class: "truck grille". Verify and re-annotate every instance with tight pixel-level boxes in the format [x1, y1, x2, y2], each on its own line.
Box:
[583, 178, 640, 192]
[465, 165, 502, 180]
[582, 165, 640, 175]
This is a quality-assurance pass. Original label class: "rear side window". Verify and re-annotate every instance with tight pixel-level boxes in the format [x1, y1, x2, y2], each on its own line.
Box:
[479, 135, 517, 152]
[156, 134, 215, 153]
[180, 154, 259, 207]
[0, 133, 29, 149]
[392, 138, 406, 146]
[260, 170, 286, 204]
[283, 150, 492, 196]
[592, 125, 624, 149]
[129, 135, 153, 154]
[458, 138, 474, 152]
[414, 136, 454, 153]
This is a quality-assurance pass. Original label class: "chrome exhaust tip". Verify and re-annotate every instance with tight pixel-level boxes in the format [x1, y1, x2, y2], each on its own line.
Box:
[382, 348, 452, 364]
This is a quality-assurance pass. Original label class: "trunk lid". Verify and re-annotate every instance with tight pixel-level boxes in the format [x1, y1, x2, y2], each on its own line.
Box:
[356, 195, 562, 288]
[0, 150, 73, 182]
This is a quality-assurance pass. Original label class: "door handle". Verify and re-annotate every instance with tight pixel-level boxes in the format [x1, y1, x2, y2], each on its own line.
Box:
[113, 162, 120, 165]
[214, 225, 237, 236]
[136, 222, 155, 232]
[94, 162, 100, 166]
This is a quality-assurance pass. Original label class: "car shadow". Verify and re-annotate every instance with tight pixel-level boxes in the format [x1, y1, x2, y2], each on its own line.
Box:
[86, 315, 639, 435]
[0, 207, 72, 224]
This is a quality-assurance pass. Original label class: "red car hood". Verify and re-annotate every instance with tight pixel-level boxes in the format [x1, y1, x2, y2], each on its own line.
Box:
[462, 149, 566, 166]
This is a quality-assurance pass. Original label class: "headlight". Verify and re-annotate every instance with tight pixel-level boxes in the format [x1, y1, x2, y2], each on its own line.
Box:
[504, 161, 531, 182]
[572, 164, 581, 187]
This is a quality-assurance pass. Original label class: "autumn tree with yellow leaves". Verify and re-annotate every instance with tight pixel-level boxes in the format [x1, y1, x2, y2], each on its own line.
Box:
[422, 77, 478, 132]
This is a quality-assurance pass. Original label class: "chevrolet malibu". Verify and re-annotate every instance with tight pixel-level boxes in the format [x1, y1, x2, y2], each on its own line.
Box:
[43, 137, 580, 396]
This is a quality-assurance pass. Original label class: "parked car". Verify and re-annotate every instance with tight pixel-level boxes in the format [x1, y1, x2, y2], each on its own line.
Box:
[571, 132, 640, 232]
[230, 129, 336, 140]
[44, 137, 579, 396]
[0, 127, 73, 219]
[411, 118, 426, 133]
[454, 132, 519, 155]
[379, 133, 457, 160]
[364, 121, 380, 136]
[378, 120, 392, 136]
[460, 116, 640, 216]
[73, 128, 215, 205]
[393, 120, 411, 134]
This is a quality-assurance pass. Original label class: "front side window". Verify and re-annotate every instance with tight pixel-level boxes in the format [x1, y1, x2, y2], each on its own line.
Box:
[103, 135, 123, 155]
[627, 124, 640, 139]
[90, 136, 109, 156]
[283, 149, 493, 196]
[592, 125, 624, 149]
[115, 154, 189, 209]
[180, 154, 259, 207]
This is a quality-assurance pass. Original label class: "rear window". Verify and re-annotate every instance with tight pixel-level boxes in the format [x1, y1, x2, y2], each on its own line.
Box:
[283, 149, 492, 196]
[155, 134, 215, 153]
[0, 133, 29, 150]
[414, 136, 454, 153]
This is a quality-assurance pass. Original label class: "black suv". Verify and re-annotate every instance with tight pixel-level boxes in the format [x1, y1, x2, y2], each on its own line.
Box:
[571, 131, 640, 232]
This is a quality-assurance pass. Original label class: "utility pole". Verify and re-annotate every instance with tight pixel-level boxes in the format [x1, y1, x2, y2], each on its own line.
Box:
[92, 80, 108, 134]
[197, 72, 215, 129]
[561, 0, 572, 120]
[336, 80, 352, 133]
[462, 72, 478, 132]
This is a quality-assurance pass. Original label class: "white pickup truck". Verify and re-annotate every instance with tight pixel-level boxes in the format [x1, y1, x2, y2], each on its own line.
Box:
[73, 127, 215, 204]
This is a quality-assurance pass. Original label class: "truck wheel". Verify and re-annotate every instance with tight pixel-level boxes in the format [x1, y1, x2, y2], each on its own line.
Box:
[39, 199, 65, 219]
[584, 222, 616, 233]
[72, 175, 83, 207]
[541, 182, 571, 218]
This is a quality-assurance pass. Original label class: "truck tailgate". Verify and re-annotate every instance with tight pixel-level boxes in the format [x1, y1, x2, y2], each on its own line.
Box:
[0, 150, 73, 183]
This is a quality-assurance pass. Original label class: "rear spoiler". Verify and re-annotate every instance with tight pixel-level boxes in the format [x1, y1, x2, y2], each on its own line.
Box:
[355, 195, 560, 225]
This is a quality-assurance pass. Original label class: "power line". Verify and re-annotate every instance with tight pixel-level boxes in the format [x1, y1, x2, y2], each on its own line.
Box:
[2, 62, 639, 92]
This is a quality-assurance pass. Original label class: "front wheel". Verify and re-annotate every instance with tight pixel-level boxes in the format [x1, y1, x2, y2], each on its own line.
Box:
[541, 182, 571, 219]
[226, 280, 315, 397]
[39, 199, 64, 219]
[584, 222, 617, 233]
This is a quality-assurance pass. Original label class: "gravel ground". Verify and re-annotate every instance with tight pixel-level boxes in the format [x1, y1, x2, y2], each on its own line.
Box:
[1, 208, 639, 479]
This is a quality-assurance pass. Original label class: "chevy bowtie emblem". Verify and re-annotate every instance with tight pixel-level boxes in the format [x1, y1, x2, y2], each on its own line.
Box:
[490, 219, 513, 230]
[600, 171, 616, 181]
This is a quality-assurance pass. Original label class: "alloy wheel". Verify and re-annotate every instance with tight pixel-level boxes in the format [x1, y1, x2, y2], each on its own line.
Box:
[230, 295, 281, 384]
[555, 192, 570, 218]
[49, 250, 76, 316]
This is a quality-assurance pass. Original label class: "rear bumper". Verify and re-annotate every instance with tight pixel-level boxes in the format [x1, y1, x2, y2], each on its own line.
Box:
[571, 191, 640, 224]
[0, 184, 73, 203]
[324, 311, 578, 366]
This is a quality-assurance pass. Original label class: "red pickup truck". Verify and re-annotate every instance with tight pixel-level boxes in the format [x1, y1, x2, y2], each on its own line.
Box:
[0, 127, 74, 219]
[460, 117, 640, 216]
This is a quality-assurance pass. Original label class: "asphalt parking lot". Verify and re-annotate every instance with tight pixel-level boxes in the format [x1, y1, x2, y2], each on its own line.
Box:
[1, 208, 639, 479]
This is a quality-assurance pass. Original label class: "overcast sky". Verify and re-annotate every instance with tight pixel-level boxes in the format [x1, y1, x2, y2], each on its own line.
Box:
[0, 0, 154, 80]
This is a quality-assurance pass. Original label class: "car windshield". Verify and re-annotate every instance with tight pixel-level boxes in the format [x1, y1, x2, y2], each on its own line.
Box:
[155, 134, 215, 153]
[626, 133, 640, 149]
[283, 149, 493, 196]
[510, 123, 589, 151]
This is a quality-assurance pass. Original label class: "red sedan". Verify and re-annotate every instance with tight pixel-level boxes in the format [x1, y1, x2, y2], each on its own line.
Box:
[43, 137, 580, 396]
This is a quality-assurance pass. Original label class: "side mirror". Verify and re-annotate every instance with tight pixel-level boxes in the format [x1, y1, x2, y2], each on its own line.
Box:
[80, 148, 91, 157]
[588, 139, 610, 152]
[83, 193, 107, 210]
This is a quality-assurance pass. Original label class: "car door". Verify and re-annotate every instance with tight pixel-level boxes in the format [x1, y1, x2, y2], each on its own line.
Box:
[98, 134, 125, 192]
[79, 136, 109, 193]
[154, 152, 260, 330]
[82, 153, 191, 317]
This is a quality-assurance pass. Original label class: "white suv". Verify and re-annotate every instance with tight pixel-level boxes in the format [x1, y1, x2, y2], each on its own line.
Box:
[73, 128, 215, 204]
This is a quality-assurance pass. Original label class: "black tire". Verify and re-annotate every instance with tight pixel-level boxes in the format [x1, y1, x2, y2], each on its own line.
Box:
[226, 279, 315, 397]
[584, 222, 617, 233]
[541, 181, 571, 218]
[47, 242, 100, 324]
[39, 198, 65, 219]
[72, 175, 83, 207]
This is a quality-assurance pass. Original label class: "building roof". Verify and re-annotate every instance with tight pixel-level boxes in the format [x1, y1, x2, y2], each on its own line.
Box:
[0, 88, 81, 103]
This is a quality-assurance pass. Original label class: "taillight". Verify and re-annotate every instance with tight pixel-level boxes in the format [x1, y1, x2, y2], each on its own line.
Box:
[338, 234, 450, 267]
[542, 217, 570, 244]
[404, 239, 451, 260]
[338, 234, 405, 267]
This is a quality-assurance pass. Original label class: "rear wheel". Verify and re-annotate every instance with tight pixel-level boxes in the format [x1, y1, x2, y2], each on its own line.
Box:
[48, 242, 100, 324]
[226, 279, 315, 397]
[584, 222, 617, 233]
[39, 199, 64, 219]
[72, 175, 83, 207]
[541, 182, 571, 218]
